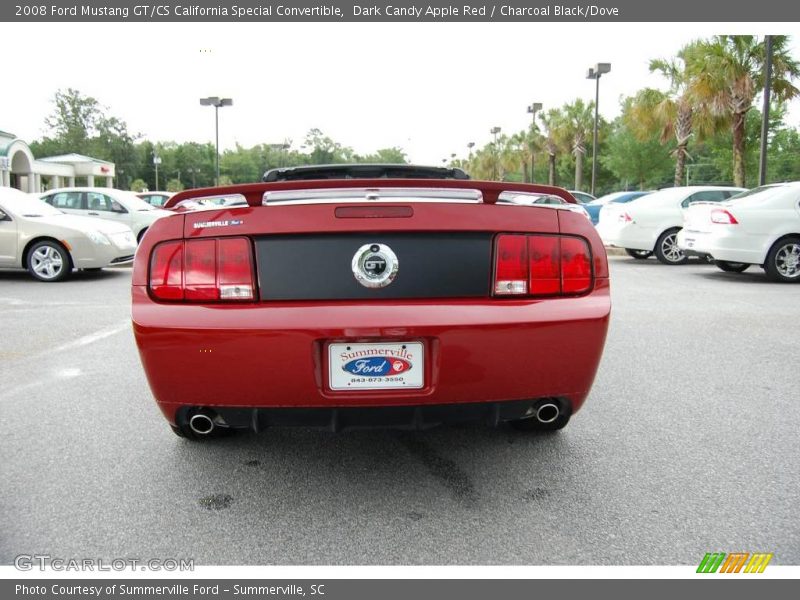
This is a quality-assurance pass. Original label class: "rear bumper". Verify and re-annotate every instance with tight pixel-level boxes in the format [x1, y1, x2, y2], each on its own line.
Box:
[132, 281, 610, 425]
[677, 229, 765, 265]
[596, 222, 653, 252]
[180, 398, 572, 432]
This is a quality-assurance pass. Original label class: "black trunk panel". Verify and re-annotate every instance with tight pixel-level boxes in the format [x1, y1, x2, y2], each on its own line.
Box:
[256, 233, 492, 300]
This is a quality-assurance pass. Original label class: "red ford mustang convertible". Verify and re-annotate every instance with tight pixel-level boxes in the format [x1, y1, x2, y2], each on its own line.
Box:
[132, 165, 610, 439]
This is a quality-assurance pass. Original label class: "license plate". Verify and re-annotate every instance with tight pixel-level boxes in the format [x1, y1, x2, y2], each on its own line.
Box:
[327, 342, 424, 390]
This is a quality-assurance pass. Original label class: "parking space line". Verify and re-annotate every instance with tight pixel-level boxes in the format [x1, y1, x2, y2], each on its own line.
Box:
[51, 320, 131, 353]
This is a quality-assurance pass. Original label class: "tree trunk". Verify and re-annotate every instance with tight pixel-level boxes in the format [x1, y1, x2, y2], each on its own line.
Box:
[732, 111, 747, 187]
[522, 162, 529, 184]
[574, 151, 583, 190]
[674, 145, 688, 187]
[548, 154, 556, 186]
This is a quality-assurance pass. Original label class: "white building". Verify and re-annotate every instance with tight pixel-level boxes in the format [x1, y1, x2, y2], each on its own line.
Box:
[0, 130, 115, 193]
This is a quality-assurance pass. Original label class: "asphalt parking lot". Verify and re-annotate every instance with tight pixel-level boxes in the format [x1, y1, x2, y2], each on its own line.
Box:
[1, 257, 798, 565]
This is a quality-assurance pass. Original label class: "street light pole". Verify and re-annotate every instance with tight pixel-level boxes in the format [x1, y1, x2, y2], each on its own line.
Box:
[490, 126, 501, 180]
[153, 155, 161, 191]
[526, 103, 542, 183]
[586, 63, 611, 196]
[759, 35, 774, 186]
[200, 96, 233, 186]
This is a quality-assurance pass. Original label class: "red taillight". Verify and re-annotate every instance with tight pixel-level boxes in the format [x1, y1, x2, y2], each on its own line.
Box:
[560, 237, 592, 294]
[495, 234, 529, 295]
[711, 208, 739, 225]
[529, 236, 561, 295]
[149, 237, 255, 302]
[494, 234, 593, 297]
[149, 240, 183, 300]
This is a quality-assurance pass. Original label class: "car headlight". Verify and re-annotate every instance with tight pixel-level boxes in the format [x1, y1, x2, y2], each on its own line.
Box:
[85, 230, 111, 245]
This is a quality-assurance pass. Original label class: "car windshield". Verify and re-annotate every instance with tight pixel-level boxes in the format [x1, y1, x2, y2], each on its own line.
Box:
[726, 184, 797, 206]
[118, 191, 158, 211]
[0, 193, 64, 217]
[591, 192, 627, 205]
[634, 187, 697, 204]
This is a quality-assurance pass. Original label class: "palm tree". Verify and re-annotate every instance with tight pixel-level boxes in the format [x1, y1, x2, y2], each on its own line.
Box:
[629, 42, 719, 187]
[538, 108, 563, 186]
[688, 35, 800, 187]
[559, 99, 595, 190]
[499, 132, 530, 182]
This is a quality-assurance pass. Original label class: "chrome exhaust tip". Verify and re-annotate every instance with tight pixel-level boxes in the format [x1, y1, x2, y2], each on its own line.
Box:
[189, 412, 215, 435]
[535, 403, 560, 424]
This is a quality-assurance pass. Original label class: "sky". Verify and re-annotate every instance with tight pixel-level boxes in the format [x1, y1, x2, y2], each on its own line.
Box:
[1, 22, 798, 165]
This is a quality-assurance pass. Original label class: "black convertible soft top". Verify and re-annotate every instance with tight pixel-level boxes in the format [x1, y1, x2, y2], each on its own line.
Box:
[262, 164, 470, 182]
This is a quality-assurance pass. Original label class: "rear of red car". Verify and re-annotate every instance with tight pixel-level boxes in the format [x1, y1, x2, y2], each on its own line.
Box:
[132, 177, 610, 439]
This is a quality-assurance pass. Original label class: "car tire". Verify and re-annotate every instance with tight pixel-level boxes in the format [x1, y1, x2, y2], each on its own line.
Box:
[654, 229, 688, 265]
[764, 236, 800, 282]
[26, 240, 71, 282]
[714, 260, 750, 273]
[625, 248, 653, 260]
[137, 228, 148, 244]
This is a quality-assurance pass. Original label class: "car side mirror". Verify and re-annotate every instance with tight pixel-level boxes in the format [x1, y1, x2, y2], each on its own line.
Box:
[111, 201, 128, 214]
[0, 209, 9, 221]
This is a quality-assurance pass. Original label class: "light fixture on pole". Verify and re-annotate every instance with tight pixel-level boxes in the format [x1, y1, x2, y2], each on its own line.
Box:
[490, 126, 501, 180]
[526, 103, 542, 183]
[586, 62, 610, 196]
[467, 141, 475, 159]
[153, 155, 162, 191]
[199, 96, 233, 186]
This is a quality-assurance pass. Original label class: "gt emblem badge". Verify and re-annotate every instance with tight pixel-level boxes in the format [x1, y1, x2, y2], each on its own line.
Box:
[352, 243, 399, 288]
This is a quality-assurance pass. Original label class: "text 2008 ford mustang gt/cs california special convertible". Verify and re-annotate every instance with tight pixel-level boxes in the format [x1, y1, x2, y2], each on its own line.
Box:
[132, 165, 610, 439]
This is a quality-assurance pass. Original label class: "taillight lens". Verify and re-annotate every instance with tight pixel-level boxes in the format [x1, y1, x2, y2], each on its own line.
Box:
[711, 209, 739, 224]
[560, 237, 592, 294]
[149, 240, 183, 300]
[494, 234, 593, 297]
[495, 234, 529, 295]
[150, 237, 255, 302]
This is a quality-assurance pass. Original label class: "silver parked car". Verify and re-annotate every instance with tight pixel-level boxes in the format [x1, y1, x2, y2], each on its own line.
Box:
[40, 187, 170, 243]
[0, 187, 137, 282]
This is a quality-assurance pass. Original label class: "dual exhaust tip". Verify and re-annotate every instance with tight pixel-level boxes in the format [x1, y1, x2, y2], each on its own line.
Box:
[188, 402, 562, 433]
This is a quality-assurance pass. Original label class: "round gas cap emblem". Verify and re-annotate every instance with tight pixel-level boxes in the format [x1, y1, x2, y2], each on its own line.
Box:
[352, 243, 399, 288]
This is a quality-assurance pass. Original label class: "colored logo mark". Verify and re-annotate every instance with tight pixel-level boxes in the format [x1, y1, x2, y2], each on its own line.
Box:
[697, 552, 773, 573]
[343, 357, 412, 376]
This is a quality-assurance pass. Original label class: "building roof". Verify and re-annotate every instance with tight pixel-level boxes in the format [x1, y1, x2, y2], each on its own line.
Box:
[38, 153, 114, 166]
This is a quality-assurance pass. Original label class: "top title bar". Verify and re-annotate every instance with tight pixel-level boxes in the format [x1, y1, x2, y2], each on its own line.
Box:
[3, 0, 800, 22]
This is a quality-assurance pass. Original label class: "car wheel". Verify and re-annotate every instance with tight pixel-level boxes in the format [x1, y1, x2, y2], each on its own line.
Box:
[765, 237, 800, 282]
[714, 260, 750, 273]
[137, 228, 148, 244]
[625, 248, 653, 260]
[26, 240, 71, 282]
[655, 229, 688, 265]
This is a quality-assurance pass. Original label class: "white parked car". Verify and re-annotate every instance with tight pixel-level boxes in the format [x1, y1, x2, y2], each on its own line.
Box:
[40, 187, 171, 243]
[596, 186, 745, 264]
[136, 191, 174, 208]
[678, 182, 800, 282]
[499, 191, 592, 221]
[0, 187, 137, 282]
